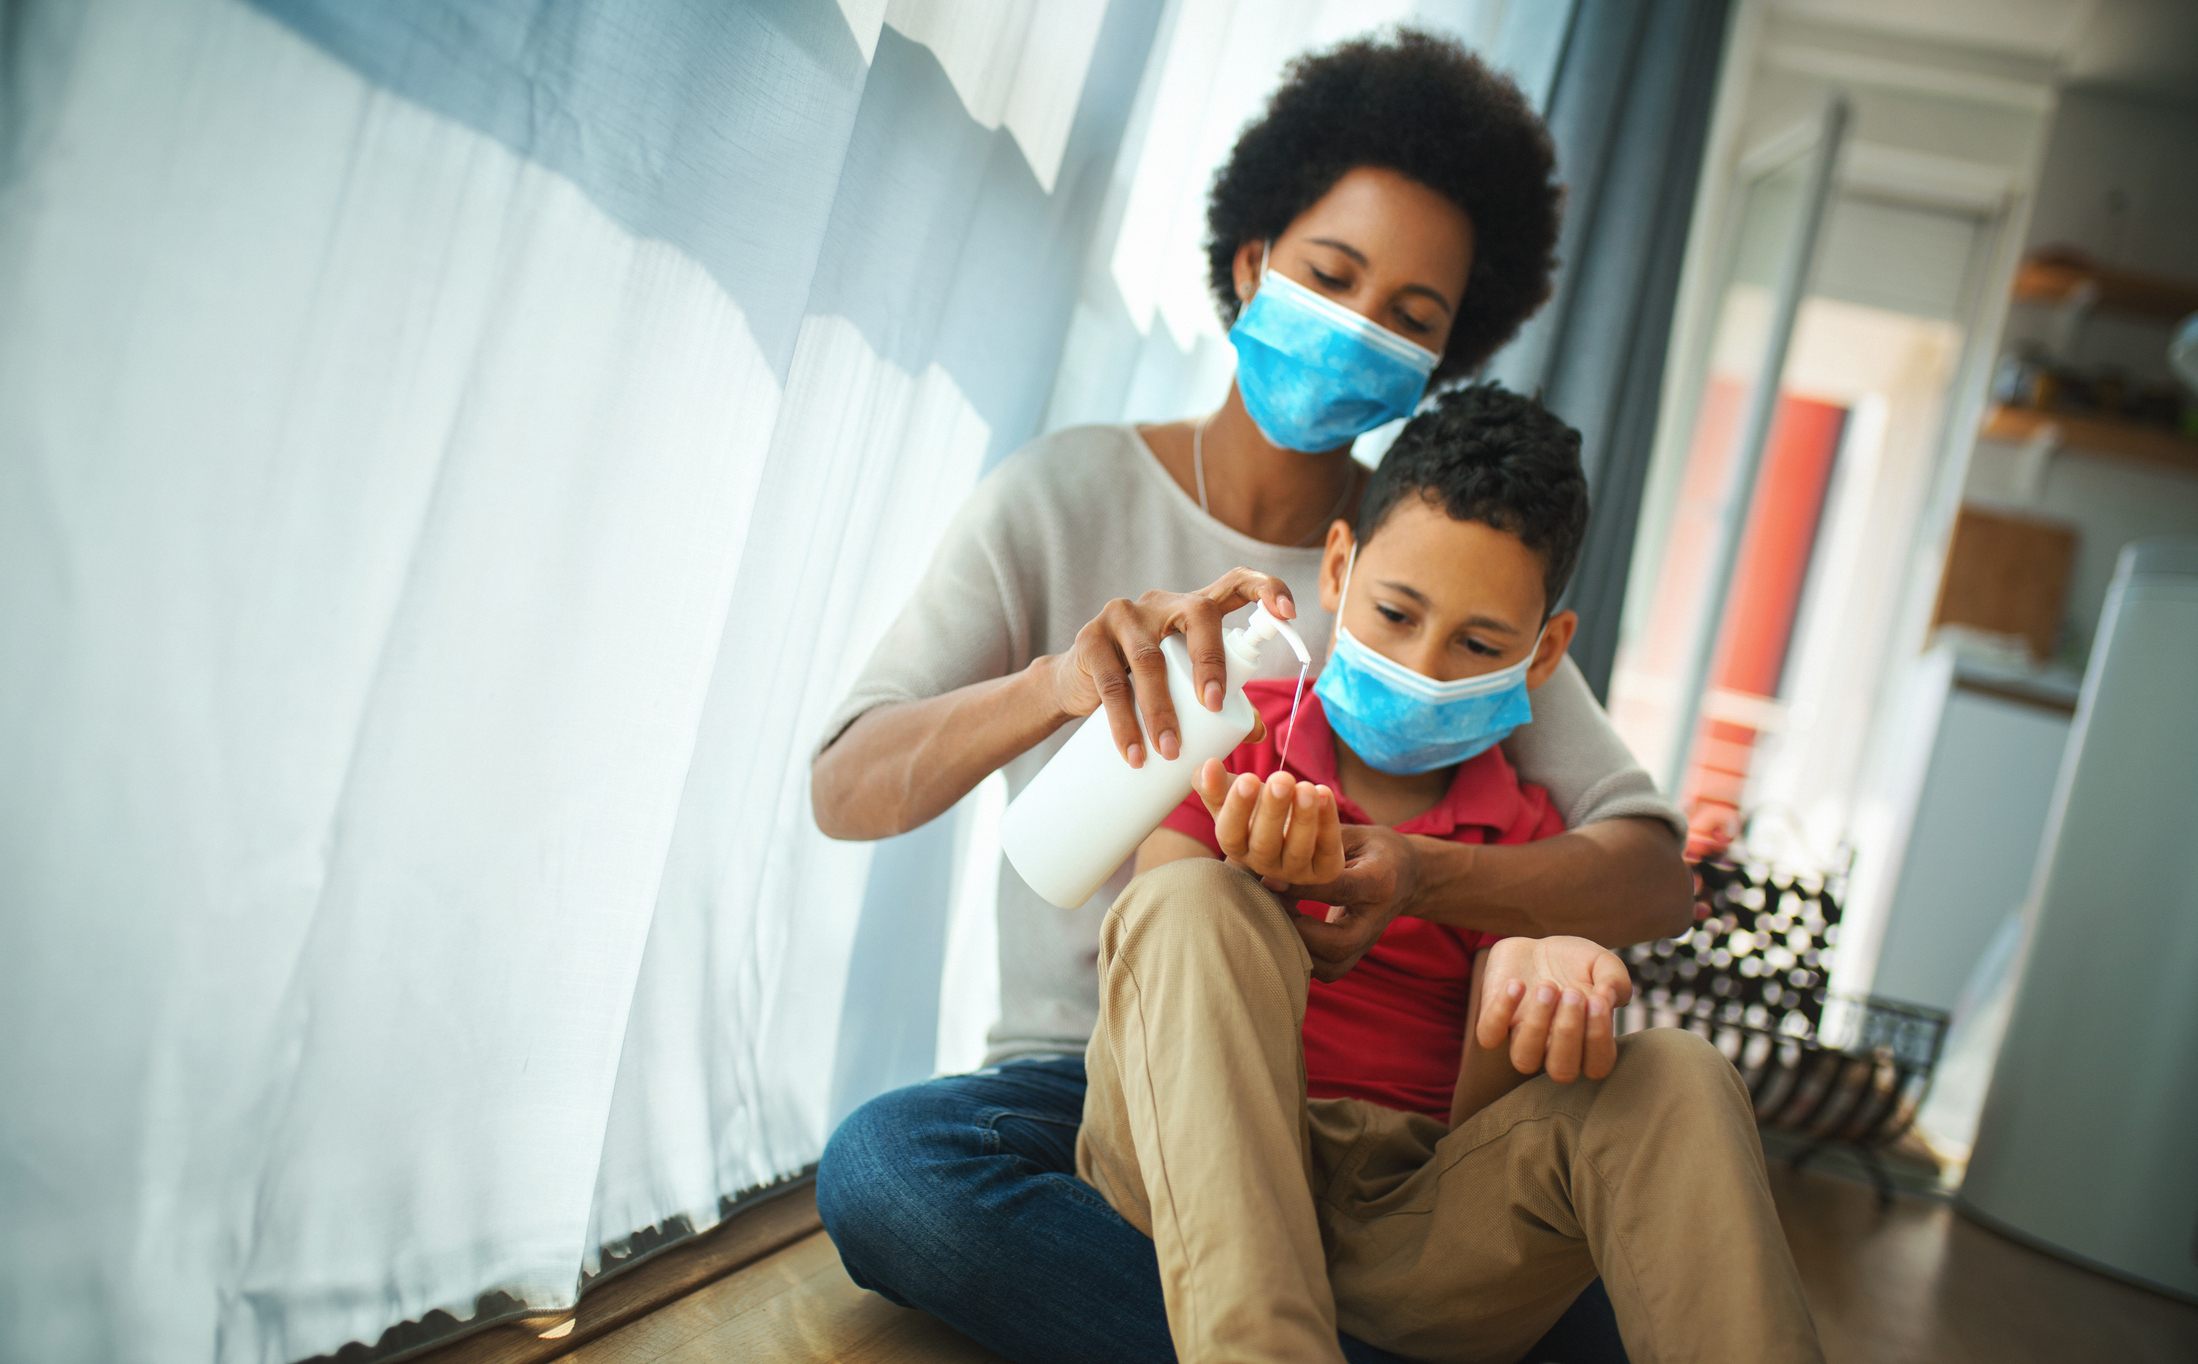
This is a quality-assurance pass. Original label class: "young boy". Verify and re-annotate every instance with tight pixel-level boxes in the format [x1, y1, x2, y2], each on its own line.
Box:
[1074, 386, 1822, 1364]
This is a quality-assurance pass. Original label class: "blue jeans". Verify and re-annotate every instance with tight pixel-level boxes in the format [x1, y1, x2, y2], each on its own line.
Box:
[818, 1057, 1628, 1364]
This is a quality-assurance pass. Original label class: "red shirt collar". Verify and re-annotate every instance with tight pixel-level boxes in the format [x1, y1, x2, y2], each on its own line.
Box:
[1247, 682, 1527, 841]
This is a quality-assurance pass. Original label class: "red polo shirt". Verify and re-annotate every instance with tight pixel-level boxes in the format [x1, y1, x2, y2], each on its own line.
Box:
[1160, 679, 1566, 1120]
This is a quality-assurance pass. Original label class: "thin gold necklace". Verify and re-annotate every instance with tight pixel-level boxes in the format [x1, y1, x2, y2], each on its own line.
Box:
[1194, 412, 1356, 548]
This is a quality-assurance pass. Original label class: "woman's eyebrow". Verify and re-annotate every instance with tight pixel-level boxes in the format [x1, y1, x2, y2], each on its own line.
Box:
[1307, 236, 1368, 265]
[1306, 239, 1455, 317]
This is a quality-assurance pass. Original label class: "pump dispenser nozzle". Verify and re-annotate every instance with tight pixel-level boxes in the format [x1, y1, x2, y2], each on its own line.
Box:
[1243, 603, 1311, 664]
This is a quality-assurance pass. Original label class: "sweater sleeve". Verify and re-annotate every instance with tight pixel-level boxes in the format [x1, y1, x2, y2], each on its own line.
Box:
[1500, 656, 1686, 840]
[813, 460, 1029, 759]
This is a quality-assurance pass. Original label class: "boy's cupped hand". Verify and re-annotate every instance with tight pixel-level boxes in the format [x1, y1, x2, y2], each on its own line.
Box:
[1475, 936, 1635, 1084]
[1195, 759, 1344, 888]
[1195, 760, 1408, 984]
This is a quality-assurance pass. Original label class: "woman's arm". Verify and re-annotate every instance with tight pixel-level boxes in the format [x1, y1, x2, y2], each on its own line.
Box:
[1269, 819, 1691, 977]
[813, 569, 1297, 841]
[813, 658, 1072, 841]
[1401, 818, 1694, 945]
[1194, 761, 1693, 980]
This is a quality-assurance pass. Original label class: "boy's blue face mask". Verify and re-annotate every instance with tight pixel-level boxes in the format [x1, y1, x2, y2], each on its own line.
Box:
[1228, 246, 1440, 452]
[1313, 544, 1542, 775]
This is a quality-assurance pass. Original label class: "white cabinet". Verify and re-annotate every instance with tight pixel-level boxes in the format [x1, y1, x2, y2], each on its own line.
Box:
[1869, 667, 2073, 1012]
[1962, 539, 2198, 1299]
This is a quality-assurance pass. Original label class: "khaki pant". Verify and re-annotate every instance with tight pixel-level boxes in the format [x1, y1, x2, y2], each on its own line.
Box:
[1076, 858, 1824, 1364]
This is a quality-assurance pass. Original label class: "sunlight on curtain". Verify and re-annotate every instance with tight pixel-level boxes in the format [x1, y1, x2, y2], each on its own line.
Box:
[889, 0, 1108, 192]
[583, 313, 996, 1256]
[5, 4, 792, 1359]
[0, 0, 1152, 1359]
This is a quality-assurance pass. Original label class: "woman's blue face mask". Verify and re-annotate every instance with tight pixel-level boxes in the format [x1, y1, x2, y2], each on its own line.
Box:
[1313, 544, 1542, 775]
[1228, 247, 1440, 453]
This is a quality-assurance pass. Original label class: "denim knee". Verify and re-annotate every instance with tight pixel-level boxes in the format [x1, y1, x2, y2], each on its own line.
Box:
[816, 1087, 934, 1300]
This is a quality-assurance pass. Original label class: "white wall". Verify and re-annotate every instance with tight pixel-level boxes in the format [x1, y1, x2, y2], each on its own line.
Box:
[1965, 442, 2198, 656]
[2019, 89, 2198, 281]
[1966, 88, 2198, 661]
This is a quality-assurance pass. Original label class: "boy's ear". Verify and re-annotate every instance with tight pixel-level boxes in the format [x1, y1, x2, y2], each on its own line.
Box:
[1526, 610, 1577, 690]
[1319, 520, 1354, 612]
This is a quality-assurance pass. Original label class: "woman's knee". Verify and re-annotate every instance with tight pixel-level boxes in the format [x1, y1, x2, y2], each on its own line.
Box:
[817, 1084, 975, 1299]
[818, 1086, 940, 1244]
[817, 1098, 885, 1232]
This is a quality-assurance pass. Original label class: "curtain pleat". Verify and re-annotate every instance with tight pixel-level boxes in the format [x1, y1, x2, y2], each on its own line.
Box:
[0, 1, 1163, 1359]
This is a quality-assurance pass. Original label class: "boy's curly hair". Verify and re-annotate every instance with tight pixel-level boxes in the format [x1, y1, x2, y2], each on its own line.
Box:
[1206, 27, 1562, 382]
[1357, 384, 1589, 611]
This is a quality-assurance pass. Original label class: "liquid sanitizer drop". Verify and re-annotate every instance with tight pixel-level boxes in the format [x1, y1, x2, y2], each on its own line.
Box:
[1000, 604, 1311, 909]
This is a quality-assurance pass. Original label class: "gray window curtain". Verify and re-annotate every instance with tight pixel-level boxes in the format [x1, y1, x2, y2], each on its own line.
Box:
[1484, 0, 1734, 701]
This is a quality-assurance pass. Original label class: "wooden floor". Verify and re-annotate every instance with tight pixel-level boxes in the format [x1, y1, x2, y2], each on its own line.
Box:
[564, 1166, 2198, 1364]
[1773, 1167, 2198, 1364]
[563, 1228, 1006, 1364]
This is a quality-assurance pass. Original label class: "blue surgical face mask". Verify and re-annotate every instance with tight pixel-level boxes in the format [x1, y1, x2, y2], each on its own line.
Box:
[1313, 545, 1542, 775]
[1228, 246, 1440, 452]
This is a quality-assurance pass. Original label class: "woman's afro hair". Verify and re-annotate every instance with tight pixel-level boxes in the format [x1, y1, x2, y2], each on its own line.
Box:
[1205, 27, 1561, 382]
[1357, 383, 1589, 612]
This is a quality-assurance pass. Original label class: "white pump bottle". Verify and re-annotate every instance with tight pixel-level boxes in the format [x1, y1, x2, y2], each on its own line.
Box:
[1000, 604, 1311, 910]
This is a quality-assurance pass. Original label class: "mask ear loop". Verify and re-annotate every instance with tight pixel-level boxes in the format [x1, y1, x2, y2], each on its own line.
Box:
[1246, 239, 1271, 303]
[1210, 243, 1274, 518]
[1331, 539, 1356, 658]
[1286, 538, 1353, 771]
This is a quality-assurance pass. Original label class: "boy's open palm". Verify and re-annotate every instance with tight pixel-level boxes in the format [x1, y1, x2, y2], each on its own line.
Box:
[1476, 936, 1635, 1084]
[1194, 759, 1345, 887]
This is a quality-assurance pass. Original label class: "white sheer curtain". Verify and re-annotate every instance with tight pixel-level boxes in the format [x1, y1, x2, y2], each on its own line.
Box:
[0, 2, 1558, 1362]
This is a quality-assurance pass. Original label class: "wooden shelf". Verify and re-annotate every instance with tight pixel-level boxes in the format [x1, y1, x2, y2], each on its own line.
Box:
[2011, 257, 2198, 322]
[1982, 404, 2198, 477]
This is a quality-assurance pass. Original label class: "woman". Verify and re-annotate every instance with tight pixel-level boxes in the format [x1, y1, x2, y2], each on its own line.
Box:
[812, 29, 1693, 1364]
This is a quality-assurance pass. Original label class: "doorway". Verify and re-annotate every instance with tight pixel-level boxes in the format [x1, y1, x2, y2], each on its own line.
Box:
[1610, 116, 1995, 868]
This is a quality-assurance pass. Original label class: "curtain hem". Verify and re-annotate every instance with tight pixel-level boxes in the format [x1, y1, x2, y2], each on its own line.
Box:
[292, 1166, 819, 1364]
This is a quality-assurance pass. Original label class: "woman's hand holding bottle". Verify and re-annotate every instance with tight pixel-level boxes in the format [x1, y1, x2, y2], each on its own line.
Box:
[1048, 567, 1295, 767]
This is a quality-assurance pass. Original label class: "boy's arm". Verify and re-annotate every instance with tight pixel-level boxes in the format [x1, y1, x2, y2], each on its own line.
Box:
[1451, 936, 1635, 1129]
[1135, 827, 1220, 874]
[1195, 767, 1689, 964]
[1452, 948, 1536, 1127]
